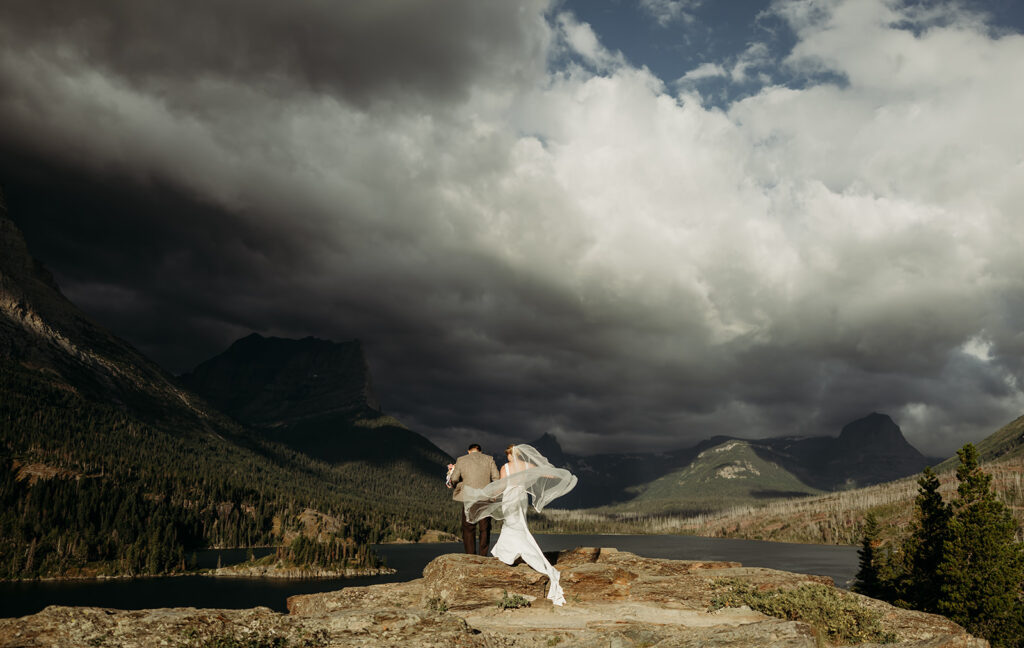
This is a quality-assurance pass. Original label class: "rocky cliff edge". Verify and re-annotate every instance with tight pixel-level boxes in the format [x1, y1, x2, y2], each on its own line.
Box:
[0, 548, 985, 647]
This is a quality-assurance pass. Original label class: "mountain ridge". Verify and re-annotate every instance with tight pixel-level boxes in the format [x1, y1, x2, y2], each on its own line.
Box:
[0, 201, 222, 431]
[180, 332, 380, 426]
[180, 332, 452, 474]
[525, 412, 929, 511]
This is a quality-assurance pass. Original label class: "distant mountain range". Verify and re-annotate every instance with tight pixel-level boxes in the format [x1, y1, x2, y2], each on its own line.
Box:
[524, 412, 932, 512]
[665, 416, 1024, 547]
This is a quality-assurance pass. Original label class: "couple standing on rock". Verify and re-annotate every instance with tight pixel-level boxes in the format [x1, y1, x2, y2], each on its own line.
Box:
[446, 443, 577, 606]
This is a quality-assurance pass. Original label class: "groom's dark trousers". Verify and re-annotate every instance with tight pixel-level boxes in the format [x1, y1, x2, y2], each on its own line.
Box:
[461, 509, 491, 555]
[449, 449, 501, 556]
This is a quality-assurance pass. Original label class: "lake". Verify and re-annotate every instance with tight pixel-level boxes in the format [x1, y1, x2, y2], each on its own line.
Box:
[0, 535, 858, 618]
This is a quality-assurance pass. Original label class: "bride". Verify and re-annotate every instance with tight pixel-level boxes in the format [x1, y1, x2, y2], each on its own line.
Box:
[461, 444, 577, 606]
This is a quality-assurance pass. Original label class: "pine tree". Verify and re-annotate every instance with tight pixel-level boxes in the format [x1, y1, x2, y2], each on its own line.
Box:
[853, 512, 882, 597]
[937, 444, 1024, 646]
[900, 466, 951, 612]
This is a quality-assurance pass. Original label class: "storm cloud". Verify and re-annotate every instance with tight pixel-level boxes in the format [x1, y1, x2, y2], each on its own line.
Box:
[1, 0, 1022, 458]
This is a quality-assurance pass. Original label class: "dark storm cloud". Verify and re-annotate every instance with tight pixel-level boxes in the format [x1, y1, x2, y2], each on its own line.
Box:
[0, 0, 549, 108]
[2, 0, 1023, 460]
[0, 151, 320, 363]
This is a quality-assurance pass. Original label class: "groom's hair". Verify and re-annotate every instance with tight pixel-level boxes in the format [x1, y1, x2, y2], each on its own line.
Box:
[467, 443, 482, 452]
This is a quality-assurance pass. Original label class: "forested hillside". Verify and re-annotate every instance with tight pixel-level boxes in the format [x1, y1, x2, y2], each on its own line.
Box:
[0, 358, 455, 579]
[0, 207, 456, 580]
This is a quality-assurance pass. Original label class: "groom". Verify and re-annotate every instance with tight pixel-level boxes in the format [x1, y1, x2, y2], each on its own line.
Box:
[447, 443, 500, 555]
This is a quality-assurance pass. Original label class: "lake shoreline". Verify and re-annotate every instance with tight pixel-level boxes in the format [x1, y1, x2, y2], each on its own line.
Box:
[1, 566, 394, 584]
[0, 545, 391, 583]
[0, 534, 860, 619]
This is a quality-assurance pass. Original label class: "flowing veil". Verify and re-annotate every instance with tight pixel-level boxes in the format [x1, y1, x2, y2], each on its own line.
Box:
[462, 444, 577, 524]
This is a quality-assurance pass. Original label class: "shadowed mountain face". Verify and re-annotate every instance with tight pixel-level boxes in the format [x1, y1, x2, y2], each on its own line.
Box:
[180, 333, 379, 426]
[0, 198, 214, 427]
[182, 334, 452, 471]
[826, 412, 930, 485]
[762, 412, 930, 491]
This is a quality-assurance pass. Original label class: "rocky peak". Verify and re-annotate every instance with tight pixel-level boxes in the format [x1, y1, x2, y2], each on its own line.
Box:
[0, 197, 32, 280]
[0, 203, 61, 300]
[835, 413, 925, 454]
[528, 432, 566, 466]
[837, 412, 908, 447]
[181, 333, 380, 426]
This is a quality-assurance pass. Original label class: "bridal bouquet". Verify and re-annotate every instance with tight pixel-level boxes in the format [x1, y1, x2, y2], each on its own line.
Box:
[445, 462, 455, 487]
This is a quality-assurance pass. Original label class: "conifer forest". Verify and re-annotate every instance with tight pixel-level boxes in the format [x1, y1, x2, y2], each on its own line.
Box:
[0, 359, 454, 580]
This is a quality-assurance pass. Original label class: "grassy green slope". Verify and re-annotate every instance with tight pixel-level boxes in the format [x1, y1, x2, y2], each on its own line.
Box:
[936, 414, 1024, 471]
[606, 439, 822, 515]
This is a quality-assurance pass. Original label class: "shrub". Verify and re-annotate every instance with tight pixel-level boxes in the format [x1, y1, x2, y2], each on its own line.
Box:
[710, 580, 897, 644]
[497, 590, 532, 610]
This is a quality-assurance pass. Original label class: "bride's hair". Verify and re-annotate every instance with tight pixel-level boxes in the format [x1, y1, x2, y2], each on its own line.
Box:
[505, 444, 518, 459]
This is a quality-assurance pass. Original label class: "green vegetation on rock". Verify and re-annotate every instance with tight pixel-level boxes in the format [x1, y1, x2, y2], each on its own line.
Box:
[710, 579, 897, 644]
[497, 590, 531, 610]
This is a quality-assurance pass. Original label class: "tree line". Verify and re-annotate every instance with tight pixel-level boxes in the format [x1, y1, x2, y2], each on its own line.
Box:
[854, 444, 1024, 647]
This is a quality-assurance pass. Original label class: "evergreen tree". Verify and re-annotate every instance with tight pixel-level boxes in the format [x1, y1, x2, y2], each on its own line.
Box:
[853, 512, 882, 598]
[937, 444, 1024, 647]
[900, 466, 951, 612]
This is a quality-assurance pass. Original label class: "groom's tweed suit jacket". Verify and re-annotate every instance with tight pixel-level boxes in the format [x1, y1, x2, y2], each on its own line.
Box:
[449, 451, 500, 502]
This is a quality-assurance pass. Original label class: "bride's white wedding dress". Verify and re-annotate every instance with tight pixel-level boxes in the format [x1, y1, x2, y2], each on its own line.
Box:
[491, 479, 565, 606]
[461, 445, 577, 607]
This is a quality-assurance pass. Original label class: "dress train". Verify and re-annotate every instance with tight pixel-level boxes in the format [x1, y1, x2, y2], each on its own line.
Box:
[490, 484, 565, 606]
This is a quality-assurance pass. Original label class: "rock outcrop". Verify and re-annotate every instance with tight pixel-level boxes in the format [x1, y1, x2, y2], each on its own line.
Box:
[0, 549, 986, 648]
[179, 333, 453, 471]
[180, 333, 381, 426]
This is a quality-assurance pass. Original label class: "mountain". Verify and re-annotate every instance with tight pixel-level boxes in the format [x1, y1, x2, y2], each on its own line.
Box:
[765, 412, 930, 490]
[180, 334, 379, 426]
[938, 413, 1024, 468]
[519, 433, 724, 508]
[180, 334, 451, 472]
[628, 439, 823, 513]
[0, 201, 213, 427]
[0, 201, 454, 579]
[667, 414, 1024, 547]
[529, 412, 929, 512]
